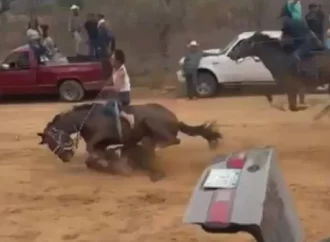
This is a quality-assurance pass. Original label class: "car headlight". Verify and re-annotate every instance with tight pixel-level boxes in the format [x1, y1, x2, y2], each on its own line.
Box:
[203, 168, 241, 189]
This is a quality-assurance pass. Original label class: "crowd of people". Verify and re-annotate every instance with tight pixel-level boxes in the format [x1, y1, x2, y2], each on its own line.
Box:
[24, 1, 330, 104]
[26, 18, 59, 64]
[25, 4, 116, 65]
[68, 4, 115, 59]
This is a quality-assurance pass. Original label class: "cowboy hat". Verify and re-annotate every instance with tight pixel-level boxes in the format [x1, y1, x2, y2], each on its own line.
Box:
[187, 40, 199, 47]
[70, 5, 79, 10]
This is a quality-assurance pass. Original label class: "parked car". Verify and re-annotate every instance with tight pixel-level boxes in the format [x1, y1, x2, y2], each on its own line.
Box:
[0, 45, 106, 102]
[177, 30, 326, 98]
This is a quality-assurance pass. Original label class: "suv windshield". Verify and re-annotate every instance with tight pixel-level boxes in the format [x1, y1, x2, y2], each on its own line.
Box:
[219, 36, 239, 55]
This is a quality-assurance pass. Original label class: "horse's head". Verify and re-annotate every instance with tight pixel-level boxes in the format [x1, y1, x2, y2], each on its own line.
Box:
[228, 32, 265, 61]
[37, 126, 75, 163]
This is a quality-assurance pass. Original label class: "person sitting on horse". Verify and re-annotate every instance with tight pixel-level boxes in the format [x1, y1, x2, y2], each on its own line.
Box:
[279, 0, 323, 80]
[104, 49, 134, 128]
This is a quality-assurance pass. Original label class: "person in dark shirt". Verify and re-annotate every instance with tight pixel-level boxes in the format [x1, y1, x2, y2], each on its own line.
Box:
[305, 3, 324, 43]
[182, 40, 219, 99]
[84, 13, 99, 58]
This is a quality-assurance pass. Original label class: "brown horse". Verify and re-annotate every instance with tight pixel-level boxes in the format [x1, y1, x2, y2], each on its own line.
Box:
[37, 102, 222, 181]
[228, 32, 330, 111]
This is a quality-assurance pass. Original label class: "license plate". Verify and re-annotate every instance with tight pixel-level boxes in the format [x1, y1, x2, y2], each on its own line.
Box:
[203, 169, 241, 189]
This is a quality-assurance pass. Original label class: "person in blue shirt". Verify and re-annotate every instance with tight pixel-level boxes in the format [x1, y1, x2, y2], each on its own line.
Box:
[326, 29, 330, 49]
[279, 0, 323, 79]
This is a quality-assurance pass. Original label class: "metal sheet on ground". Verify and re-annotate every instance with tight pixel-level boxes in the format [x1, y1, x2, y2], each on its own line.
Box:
[183, 147, 303, 242]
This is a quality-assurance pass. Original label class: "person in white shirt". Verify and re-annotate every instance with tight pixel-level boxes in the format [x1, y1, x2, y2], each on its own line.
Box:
[104, 49, 134, 130]
[68, 5, 82, 55]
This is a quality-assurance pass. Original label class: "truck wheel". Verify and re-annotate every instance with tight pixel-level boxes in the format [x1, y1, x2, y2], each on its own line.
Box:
[196, 72, 218, 98]
[58, 80, 84, 102]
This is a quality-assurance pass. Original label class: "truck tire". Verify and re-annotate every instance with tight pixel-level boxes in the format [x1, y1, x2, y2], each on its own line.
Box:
[196, 71, 218, 98]
[58, 80, 84, 102]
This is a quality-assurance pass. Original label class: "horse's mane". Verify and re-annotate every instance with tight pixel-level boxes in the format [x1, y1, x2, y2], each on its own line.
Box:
[252, 33, 283, 51]
[46, 103, 98, 128]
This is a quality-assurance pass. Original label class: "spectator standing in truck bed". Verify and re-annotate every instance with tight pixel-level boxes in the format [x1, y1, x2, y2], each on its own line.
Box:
[68, 4, 82, 56]
[84, 13, 99, 58]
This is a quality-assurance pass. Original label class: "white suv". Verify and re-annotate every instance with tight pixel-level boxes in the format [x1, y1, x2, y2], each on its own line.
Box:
[177, 30, 327, 97]
[177, 31, 281, 97]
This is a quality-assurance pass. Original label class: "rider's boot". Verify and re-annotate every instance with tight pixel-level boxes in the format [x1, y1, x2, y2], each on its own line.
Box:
[120, 111, 135, 128]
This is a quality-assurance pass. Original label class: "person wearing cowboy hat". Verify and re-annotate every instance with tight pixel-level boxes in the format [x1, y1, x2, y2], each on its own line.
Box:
[182, 40, 219, 99]
[68, 4, 82, 55]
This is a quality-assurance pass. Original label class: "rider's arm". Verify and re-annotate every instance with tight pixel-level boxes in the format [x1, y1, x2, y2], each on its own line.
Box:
[105, 68, 125, 92]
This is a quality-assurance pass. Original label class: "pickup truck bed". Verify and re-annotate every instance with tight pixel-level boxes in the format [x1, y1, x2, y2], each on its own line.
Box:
[0, 45, 107, 102]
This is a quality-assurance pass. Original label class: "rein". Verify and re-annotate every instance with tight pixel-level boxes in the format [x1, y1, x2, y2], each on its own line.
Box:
[48, 80, 111, 153]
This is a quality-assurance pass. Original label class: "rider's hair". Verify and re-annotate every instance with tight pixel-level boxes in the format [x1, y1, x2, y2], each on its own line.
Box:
[113, 49, 125, 64]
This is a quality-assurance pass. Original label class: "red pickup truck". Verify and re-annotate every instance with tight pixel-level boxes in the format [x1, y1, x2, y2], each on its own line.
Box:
[0, 45, 106, 101]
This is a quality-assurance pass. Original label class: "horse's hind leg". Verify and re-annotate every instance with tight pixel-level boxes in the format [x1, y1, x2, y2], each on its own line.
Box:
[141, 137, 165, 182]
[144, 119, 180, 148]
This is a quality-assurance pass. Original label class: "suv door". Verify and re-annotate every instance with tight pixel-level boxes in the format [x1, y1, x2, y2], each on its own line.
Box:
[226, 40, 273, 82]
[0, 51, 36, 94]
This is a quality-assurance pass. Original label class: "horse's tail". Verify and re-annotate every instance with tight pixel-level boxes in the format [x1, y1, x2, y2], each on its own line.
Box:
[178, 120, 223, 149]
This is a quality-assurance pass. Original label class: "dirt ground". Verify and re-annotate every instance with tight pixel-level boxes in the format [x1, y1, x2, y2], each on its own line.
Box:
[1, 94, 330, 242]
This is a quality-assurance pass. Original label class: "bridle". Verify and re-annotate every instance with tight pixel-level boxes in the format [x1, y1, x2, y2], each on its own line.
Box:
[46, 127, 76, 154]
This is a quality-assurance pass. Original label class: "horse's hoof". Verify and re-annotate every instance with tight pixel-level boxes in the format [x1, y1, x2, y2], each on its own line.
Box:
[149, 172, 165, 182]
[208, 139, 219, 150]
[112, 159, 133, 176]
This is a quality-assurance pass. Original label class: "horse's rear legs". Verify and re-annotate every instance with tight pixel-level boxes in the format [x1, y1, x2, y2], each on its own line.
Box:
[144, 119, 180, 149]
[141, 137, 165, 182]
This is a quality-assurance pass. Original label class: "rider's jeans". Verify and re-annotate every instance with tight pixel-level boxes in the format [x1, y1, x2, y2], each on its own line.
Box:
[326, 38, 330, 50]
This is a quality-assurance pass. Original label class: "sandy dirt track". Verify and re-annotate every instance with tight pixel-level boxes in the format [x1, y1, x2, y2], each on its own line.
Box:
[1, 95, 330, 242]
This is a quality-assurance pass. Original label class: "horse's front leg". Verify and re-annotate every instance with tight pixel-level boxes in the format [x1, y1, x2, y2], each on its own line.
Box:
[104, 147, 132, 176]
[85, 152, 115, 173]
[265, 86, 286, 111]
[298, 86, 306, 105]
[85, 135, 114, 173]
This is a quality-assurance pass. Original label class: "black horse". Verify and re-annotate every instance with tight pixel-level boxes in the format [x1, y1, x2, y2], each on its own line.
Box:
[228, 32, 330, 112]
[37, 102, 222, 181]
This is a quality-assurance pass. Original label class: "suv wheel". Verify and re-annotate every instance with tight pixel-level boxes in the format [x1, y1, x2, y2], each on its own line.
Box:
[196, 72, 218, 98]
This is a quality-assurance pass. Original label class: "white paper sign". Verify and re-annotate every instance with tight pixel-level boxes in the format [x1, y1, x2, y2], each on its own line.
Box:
[203, 169, 241, 189]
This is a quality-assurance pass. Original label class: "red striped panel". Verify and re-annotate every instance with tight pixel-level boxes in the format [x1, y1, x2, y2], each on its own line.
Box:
[206, 154, 246, 224]
[207, 189, 235, 223]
